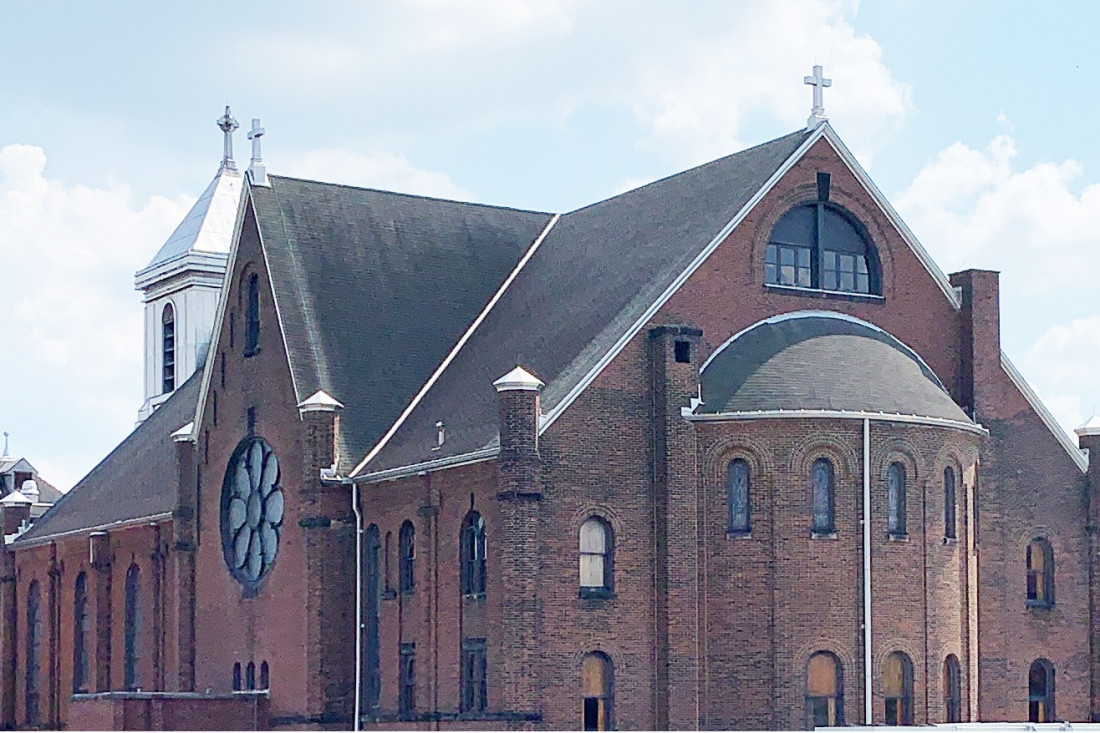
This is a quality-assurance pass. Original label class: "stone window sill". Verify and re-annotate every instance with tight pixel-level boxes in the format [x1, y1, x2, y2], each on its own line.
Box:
[942, 536, 958, 546]
[887, 532, 909, 543]
[727, 529, 752, 540]
[764, 283, 886, 304]
[579, 587, 615, 600]
[1026, 599, 1054, 611]
[811, 531, 838, 540]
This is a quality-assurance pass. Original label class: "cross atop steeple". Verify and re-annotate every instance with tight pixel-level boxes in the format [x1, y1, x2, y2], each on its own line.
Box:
[247, 118, 269, 187]
[216, 106, 239, 172]
[804, 65, 832, 130]
[2, 431, 9, 459]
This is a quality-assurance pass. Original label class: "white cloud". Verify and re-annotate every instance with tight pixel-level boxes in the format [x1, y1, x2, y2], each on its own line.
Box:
[1022, 316, 1100, 434]
[0, 144, 190, 490]
[282, 149, 473, 200]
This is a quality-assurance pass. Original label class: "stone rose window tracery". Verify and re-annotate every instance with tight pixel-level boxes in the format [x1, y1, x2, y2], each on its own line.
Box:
[220, 437, 285, 587]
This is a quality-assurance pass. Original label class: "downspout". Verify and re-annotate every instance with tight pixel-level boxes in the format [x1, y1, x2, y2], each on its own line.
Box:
[863, 418, 872, 725]
[350, 480, 363, 732]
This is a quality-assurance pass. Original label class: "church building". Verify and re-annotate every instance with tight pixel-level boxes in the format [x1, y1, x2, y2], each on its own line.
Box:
[1, 72, 1097, 730]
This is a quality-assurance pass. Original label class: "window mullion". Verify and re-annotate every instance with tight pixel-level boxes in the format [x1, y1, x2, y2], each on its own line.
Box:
[814, 203, 825, 288]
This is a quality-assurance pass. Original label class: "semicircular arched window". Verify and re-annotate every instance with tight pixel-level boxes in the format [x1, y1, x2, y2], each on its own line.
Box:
[765, 202, 880, 295]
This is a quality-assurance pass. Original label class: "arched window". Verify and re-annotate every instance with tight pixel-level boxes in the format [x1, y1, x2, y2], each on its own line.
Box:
[944, 467, 957, 540]
[124, 564, 141, 690]
[944, 654, 962, 723]
[727, 459, 751, 534]
[805, 651, 842, 728]
[887, 462, 906, 536]
[811, 458, 835, 535]
[581, 652, 613, 731]
[461, 511, 487, 597]
[579, 518, 613, 596]
[1026, 538, 1054, 607]
[764, 201, 879, 295]
[245, 273, 260, 356]
[884, 651, 914, 725]
[364, 524, 382, 711]
[162, 303, 176, 393]
[73, 572, 89, 693]
[25, 580, 40, 726]
[384, 531, 393, 594]
[399, 520, 416, 593]
[233, 662, 242, 692]
[246, 662, 256, 691]
[1029, 659, 1055, 723]
[260, 661, 269, 691]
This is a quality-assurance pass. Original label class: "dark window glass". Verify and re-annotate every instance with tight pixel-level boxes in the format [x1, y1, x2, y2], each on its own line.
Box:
[260, 661, 269, 690]
[805, 651, 843, 728]
[884, 652, 913, 725]
[125, 564, 141, 690]
[399, 642, 416, 718]
[25, 580, 40, 726]
[581, 652, 613, 730]
[246, 662, 255, 691]
[399, 521, 416, 593]
[233, 663, 242, 692]
[888, 462, 906, 536]
[1027, 538, 1054, 607]
[73, 572, 89, 693]
[461, 639, 487, 714]
[944, 467, 957, 539]
[384, 531, 393, 594]
[1029, 659, 1055, 722]
[811, 458, 835, 534]
[728, 459, 751, 534]
[245, 273, 260, 356]
[461, 511, 487, 597]
[764, 203, 878, 294]
[162, 303, 176, 393]
[364, 525, 382, 711]
[944, 655, 962, 723]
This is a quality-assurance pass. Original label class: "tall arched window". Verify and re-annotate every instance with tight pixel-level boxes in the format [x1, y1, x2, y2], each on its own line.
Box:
[399, 520, 416, 593]
[887, 462, 906, 536]
[1026, 538, 1054, 607]
[944, 654, 962, 723]
[581, 652, 613, 731]
[384, 531, 393, 594]
[161, 303, 176, 393]
[727, 459, 751, 534]
[806, 651, 843, 728]
[811, 458, 835, 535]
[944, 467, 957, 540]
[461, 511, 487, 598]
[1029, 659, 1055, 722]
[579, 518, 613, 597]
[260, 661, 270, 691]
[25, 580, 40, 726]
[245, 273, 260, 356]
[764, 201, 879, 295]
[73, 572, 89, 693]
[364, 524, 382, 712]
[233, 663, 242, 692]
[124, 564, 141, 690]
[246, 662, 256, 690]
[884, 651, 914, 725]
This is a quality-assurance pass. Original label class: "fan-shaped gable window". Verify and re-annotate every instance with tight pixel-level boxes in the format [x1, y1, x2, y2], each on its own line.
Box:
[765, 202, 879, 295]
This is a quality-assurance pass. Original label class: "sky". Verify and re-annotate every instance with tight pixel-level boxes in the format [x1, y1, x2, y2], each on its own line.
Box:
[2, 0, 1100, 490]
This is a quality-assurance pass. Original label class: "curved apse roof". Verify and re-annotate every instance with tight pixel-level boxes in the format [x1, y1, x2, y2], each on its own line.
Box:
[698, 312, 971, 423]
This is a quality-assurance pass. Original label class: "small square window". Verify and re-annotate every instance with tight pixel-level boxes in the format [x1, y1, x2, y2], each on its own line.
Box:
[674, 340, 691, 363]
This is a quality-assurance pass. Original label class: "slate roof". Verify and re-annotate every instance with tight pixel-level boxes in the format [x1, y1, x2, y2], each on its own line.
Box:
[15, 372, 201, 544]
[359, 129, 810, 474]
[697, 313, 970, 422]
[249, 177, 554, 468]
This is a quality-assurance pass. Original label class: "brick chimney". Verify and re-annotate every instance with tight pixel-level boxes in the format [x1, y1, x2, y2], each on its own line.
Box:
[0, 491, 31, 537]
[950, 269, 1001, 417]
[493, 366, 543, 720]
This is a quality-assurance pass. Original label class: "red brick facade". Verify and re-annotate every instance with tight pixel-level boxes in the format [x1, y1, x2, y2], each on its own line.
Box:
[0, 135, 1093, 730]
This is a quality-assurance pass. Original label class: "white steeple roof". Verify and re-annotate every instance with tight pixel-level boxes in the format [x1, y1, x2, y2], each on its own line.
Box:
[139, 168, 243, 272]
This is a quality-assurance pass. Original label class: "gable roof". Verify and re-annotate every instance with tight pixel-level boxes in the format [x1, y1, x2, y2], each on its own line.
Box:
[358, 129, 810, 476]
[247, 177, 554, 468]
[15, 372, 201, 545]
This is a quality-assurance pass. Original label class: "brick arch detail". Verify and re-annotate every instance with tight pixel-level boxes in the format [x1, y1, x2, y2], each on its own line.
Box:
[874, 437, 924, 486]
[703, 433, 776, 479]
[874, 641, 923, 692]
[788, 431, 860, 481]
[568, 504, 623, 539]
[790, 639, 857, 690]
[570, 642, 625, 676]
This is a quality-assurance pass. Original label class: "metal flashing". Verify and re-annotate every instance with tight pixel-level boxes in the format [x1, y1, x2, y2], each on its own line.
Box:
[684, 408, 988, 436]
[353, 447, 499, 484]
[12, 511, 174, 548]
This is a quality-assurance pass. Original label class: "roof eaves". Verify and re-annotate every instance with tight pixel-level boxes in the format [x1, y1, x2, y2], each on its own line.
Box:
[538, 127, 823, 437]
[1001, 352, 1087, 473]
[13, 512, 174, 549]
[820, 124, 961, 310]
[350, 213, 561, 478]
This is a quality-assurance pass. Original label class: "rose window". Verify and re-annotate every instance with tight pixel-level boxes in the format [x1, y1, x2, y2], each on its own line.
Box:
[220, 437, 285, 586]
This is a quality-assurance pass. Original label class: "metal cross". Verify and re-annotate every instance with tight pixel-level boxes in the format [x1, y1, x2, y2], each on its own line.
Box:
[247, 118, 265, 164]
[804, 65, 832, 129]
[216, 106, 239, 171]
[2, 431, 9, 458]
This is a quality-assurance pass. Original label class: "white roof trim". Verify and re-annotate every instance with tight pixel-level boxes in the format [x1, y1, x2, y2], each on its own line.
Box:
[493, 366, 544, 392]
[353, 447, 499, 484]
[351, 214, 561, 477]
[685, 408, 987, 436]
[1075, 415, 1100, 438]
[171, 422, 195, 442]
[12, 512, 174, 548]
[1001, 352, 1087, 472]
[298, 390, 344, 413]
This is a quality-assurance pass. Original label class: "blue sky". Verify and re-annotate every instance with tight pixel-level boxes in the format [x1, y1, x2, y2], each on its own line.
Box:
[3, 0, 1099, 489]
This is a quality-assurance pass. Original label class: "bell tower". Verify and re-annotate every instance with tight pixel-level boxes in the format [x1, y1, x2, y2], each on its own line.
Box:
[134, 107, 244, 421]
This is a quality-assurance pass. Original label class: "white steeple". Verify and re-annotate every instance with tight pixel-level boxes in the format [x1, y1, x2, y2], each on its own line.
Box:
[134, 108, 245, 422]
